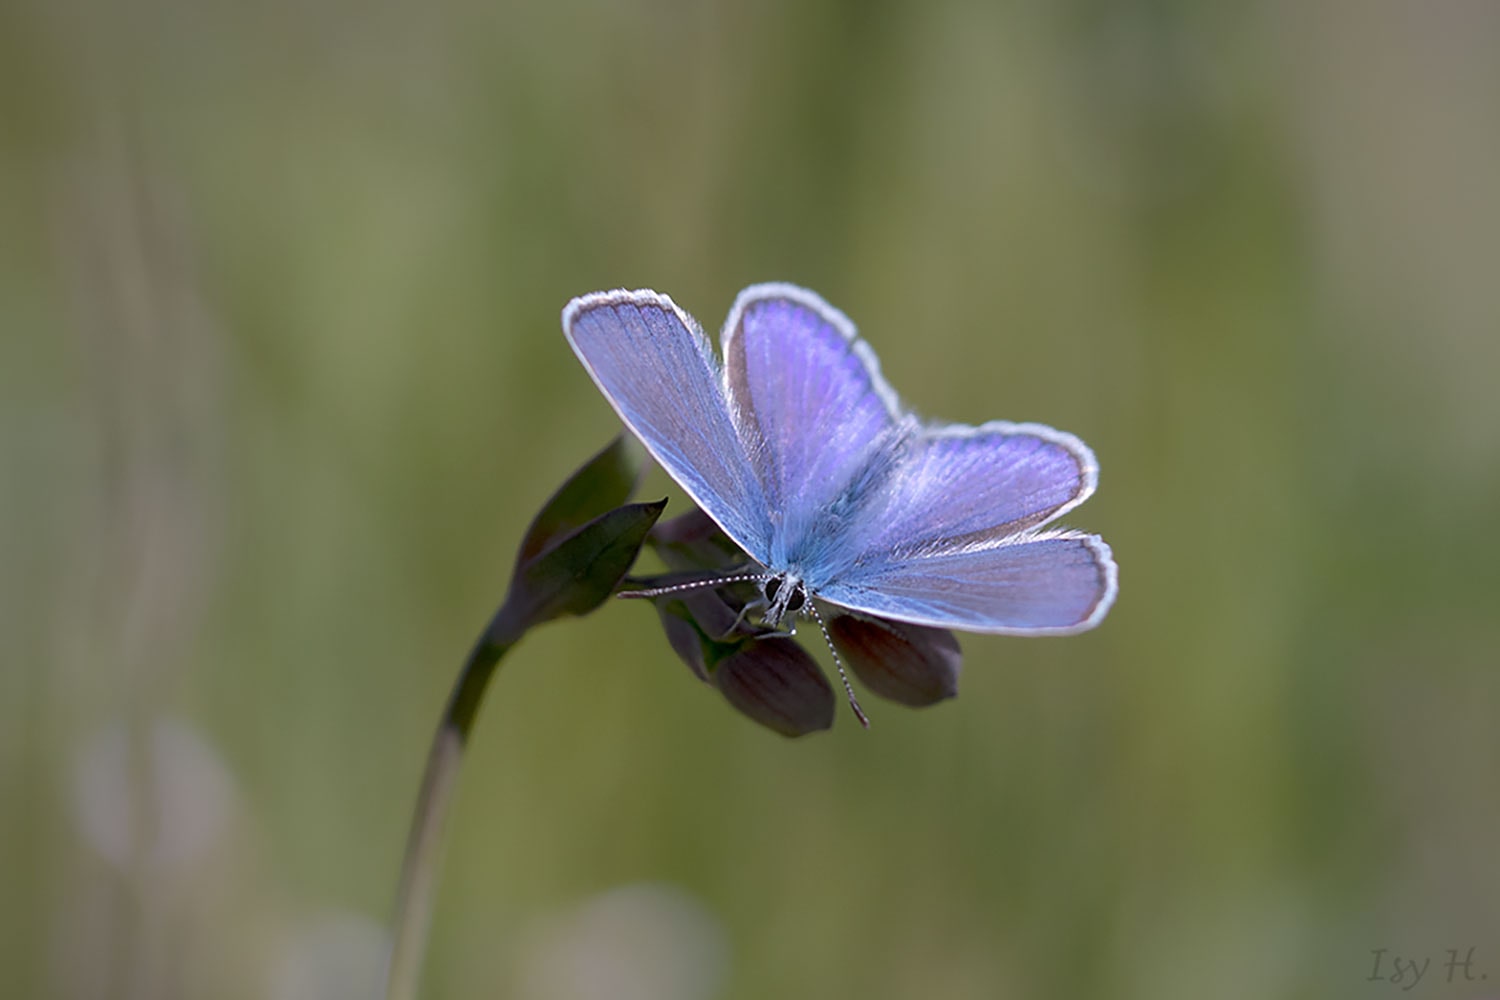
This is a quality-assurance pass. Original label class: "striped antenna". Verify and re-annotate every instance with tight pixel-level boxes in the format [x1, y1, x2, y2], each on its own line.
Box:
[806, 602, 870, 728]
[617, 573, 768, 600]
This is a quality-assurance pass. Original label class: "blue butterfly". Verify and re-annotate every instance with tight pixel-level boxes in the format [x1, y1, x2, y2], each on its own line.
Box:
[562, 283, 1117, 643]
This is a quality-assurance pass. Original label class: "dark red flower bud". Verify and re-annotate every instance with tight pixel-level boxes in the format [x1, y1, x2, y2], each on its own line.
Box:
[714, 636, 834, 737]
[648, 506, 744, 572]
[654, 587, 751, 681]
[827, 615, 961, 707]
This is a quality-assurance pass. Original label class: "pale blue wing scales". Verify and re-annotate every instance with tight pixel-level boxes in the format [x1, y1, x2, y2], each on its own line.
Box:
[720, 284, 909, 566]
[562, 290, 773, 561]
[818, 532, 1117, 635]
[817, 421, 1098, 574]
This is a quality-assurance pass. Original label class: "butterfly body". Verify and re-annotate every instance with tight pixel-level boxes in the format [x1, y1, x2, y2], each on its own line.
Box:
[563, 283, 1117, 636]
[760, 574, 808, 625]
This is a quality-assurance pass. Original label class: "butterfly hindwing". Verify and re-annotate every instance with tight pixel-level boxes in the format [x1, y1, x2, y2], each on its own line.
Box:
[818, 531, 1117, 635]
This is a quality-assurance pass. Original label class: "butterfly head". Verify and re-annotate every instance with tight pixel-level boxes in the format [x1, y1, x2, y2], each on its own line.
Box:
[761, 574, 808, 627]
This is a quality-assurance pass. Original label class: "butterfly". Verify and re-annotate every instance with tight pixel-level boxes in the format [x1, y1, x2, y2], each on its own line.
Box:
[561, 283, 1117, 649]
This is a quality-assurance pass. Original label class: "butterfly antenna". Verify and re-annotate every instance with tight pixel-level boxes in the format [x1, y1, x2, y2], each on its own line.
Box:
[806, 602, 870, 729]
[618, 573, 766, 600]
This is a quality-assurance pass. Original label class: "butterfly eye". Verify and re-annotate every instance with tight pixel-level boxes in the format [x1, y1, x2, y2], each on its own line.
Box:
[763, 577, 782, 603]
[785, 586, 806, 613]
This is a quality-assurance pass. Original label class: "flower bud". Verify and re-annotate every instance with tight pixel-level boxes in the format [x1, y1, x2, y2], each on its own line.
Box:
[648, 506, 744, 572]
[714, 636, 834, 737]
[656, 602, 712, 681]
[654, 588, 747, 681]
[827, 614, 961, 707]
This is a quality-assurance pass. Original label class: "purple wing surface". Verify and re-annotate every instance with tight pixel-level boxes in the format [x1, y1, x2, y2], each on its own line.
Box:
[827, 421, 1098, 564]
[565, 283, 1118, 635]
[721, 284, 913, 566]
[563, 290, 773, 561]
[818, 531, 1117, 635]
[813, 422, 1113, 633]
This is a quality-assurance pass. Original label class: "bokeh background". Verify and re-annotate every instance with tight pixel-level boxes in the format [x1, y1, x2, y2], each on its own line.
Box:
[4, 1, 1499, 998]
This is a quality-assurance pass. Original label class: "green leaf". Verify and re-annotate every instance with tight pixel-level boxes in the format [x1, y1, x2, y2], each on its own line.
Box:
[504, 498, 666, 633]
[517, 435, 644, 565]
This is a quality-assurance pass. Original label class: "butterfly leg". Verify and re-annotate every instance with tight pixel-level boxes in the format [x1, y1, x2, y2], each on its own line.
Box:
[718, 599, 764, 639]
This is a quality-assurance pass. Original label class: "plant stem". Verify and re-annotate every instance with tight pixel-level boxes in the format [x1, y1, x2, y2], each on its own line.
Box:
[382, 602, 526, 1000]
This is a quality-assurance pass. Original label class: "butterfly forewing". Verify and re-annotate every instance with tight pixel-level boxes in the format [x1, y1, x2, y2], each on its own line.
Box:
[721, 284, 911, 565]
[818, 422, 1097, 572]
[563, 291, 773, 561]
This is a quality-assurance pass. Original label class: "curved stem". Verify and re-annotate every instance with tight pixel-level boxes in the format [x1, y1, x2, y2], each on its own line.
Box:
[382, 602, 526, 1000]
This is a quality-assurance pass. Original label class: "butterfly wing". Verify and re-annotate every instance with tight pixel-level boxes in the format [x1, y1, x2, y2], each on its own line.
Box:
[720, 284, 912, 565]
[563, 290, 773, 561]
[816, 423, 1117, 634]
[820, 531, 1116, 634]
[566, 285, 1117, 635]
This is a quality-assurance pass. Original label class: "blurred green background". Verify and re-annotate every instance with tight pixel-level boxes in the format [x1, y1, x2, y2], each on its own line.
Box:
[4, 1, 1499, 998]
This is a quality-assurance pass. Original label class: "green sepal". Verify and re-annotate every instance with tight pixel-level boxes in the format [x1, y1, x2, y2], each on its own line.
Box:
[516, 435, 644, 566]
[501, 498, 666, 636]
